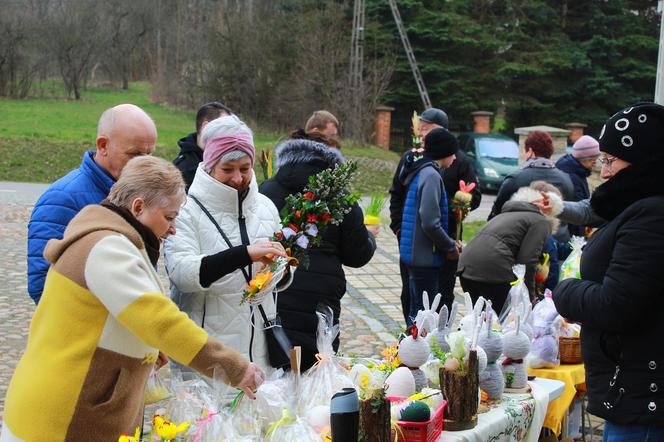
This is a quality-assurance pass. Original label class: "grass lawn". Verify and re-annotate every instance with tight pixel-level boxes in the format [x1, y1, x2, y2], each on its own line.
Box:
[462, 220, 487, 243]
[0, 82, 400, 193]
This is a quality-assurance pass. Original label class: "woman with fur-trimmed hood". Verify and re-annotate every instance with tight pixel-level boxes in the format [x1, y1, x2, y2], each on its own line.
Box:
[457, 182, 563, 314]
[259, 135, 376, 371]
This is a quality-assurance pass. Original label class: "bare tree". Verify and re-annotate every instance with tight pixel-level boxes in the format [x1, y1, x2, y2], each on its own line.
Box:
[0, 1, 45, 97]
[45, 0, 102, 99]
[99, 0, 152, 89]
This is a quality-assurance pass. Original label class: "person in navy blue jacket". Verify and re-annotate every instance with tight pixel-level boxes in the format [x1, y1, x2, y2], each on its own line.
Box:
[27, 104, 156, 304]
[398, 128, 461, 326]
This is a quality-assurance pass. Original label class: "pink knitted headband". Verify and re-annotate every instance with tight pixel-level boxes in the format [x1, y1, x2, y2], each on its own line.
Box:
[203, 131, 255, 170]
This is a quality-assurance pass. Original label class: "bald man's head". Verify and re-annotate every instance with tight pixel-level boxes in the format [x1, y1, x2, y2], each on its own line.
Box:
[95, 104, 157, 180]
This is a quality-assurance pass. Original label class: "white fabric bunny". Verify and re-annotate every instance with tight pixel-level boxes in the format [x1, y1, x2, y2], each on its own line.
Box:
[414, 291, 442, 335]
[478, 301, 504, 400]
[427, 302, 458, 352]
[460, 293, 485, 338]
[398, 318, 432, 391]
[501, 314, 530, 389]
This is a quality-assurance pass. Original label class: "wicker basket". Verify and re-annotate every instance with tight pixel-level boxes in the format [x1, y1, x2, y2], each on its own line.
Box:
[559, 336, 582, 364]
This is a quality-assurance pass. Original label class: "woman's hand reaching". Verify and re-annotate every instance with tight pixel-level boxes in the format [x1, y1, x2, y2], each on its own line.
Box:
[237, 362, 266, 400]
[247, 241, 287, 265]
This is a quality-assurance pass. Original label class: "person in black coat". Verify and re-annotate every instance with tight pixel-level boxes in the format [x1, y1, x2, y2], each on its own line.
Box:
[260, 136, 376, 371]
[173, 102, 232, 191]
[553, 103, 664, 439]
[389, 108, 481, 323]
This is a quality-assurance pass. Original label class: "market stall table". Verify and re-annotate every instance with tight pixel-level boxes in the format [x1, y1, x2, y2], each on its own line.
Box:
[527, 363, 585, 436]
[438, 378, 564, 442]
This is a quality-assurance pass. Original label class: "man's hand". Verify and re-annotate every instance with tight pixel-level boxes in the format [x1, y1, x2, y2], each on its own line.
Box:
[366, 224, 381, 237]
[237, 362, 266, 400]
[446, 241, 463, 260]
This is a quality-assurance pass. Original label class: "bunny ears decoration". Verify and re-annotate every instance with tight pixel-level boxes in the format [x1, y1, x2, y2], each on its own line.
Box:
[414, 291, 442, 335]
[459, 180, 476, 193]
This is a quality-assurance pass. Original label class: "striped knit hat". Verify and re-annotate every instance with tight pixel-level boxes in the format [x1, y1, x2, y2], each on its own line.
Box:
[571, 135, 600, 160]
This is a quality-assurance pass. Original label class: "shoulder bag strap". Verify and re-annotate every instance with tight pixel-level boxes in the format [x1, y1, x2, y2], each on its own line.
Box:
[189, 195, 273, 322]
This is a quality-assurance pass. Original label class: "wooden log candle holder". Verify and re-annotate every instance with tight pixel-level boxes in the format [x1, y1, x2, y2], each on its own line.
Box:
[439, 349, 479, 431]
[359, 398, 390, 442]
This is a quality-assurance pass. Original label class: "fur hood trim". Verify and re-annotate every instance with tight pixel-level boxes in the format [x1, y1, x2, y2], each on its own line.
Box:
[510, 187, 563, 231]
[274, 138, 345, 169]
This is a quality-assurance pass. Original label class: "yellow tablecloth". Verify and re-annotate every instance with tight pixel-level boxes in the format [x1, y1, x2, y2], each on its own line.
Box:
[527, 364, 585, 435]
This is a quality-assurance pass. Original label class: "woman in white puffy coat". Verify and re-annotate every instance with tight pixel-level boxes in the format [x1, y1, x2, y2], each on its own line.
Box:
[164, 115, 285, 372]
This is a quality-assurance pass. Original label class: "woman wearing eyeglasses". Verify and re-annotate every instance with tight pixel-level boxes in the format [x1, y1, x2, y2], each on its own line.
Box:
[553, 103, 664, 441]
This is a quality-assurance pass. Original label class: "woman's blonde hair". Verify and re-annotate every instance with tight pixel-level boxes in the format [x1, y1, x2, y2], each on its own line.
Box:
[108, 156, 185, 209]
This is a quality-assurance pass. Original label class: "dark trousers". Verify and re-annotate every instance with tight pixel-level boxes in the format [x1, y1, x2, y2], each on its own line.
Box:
[459, 275, 512, 317]
[400, 261, 456, 327]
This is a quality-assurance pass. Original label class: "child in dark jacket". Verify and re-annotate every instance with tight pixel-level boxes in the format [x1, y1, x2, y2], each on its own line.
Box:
[399, 128, 461, 326]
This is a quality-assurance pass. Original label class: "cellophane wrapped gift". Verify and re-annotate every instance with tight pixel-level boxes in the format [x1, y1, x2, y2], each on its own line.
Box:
[162, 377, 218, 440]
[299, 308, 354, 412]
[144, 365, 172, 405]
[560, 236, 585, 280]
[500, 264, 532, 335]
[264, 414, 322, 442]
[528, 291, 563, 368]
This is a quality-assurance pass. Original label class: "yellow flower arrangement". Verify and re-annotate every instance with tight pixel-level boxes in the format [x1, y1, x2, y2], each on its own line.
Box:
[241, 270, 273, 304]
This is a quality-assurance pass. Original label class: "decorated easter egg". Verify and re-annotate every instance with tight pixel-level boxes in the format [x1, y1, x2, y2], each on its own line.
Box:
[304, 405, 331, 433]
[385, 366, 416, 398]
[398, 400, 431, 422]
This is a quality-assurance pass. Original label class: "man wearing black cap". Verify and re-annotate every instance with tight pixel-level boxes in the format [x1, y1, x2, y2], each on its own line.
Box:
[398, 128, 463, 326]
[389, 108, 481, 322]
[173, 101, 232, 191]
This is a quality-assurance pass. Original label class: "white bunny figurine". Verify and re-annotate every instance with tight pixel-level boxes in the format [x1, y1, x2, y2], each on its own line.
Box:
[427, 302, 458, 352]
[460, 293, 485, 338]
[414, 291, 442, 335]
[398, 320, 432, 391]
[501, 314, 531, 389]
[478, 303, 504, 400]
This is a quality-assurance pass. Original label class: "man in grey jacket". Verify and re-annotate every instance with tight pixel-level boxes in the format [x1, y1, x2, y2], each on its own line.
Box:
[398, 128, 462, 325]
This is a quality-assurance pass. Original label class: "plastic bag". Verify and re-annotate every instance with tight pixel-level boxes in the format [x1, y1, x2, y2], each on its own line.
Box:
[528, 291, 562, 368]
[299, 307, 354, 412]
[560, 236, 585, 281]
[500, 265, 532, 336]
[144, 365, 172, 404]
[265, 413, 322, 442]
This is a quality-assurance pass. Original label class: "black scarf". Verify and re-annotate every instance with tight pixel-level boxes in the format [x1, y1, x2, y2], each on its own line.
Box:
[590, 158, 664, 221]
[100, 200, 161, 266]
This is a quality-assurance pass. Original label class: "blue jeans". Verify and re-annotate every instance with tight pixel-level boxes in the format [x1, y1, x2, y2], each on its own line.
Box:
[603, 421, 664, 442]
[407, 267, 439, 327]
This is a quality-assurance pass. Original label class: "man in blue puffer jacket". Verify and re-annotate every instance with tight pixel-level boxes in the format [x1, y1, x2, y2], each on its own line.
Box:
[27, 104, 157, 303]
[399, 128, 462, 326]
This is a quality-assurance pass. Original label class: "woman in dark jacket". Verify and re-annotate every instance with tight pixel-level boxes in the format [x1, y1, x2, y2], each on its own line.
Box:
[259, 135, 376, 371]
[458, 183, 562, 314]
[554, 103, 664, 441]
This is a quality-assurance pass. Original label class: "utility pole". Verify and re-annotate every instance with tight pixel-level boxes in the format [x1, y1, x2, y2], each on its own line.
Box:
[387, 0, 431, 109]
[656, 1, 664, 104]
[349, 0, 366, 140]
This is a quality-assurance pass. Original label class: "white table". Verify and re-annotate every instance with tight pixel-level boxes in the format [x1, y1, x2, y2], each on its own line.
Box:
[438, 378, 565, 442]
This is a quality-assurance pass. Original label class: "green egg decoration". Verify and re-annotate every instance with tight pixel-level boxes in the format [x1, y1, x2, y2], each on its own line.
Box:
[398, 400, 431, 422]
